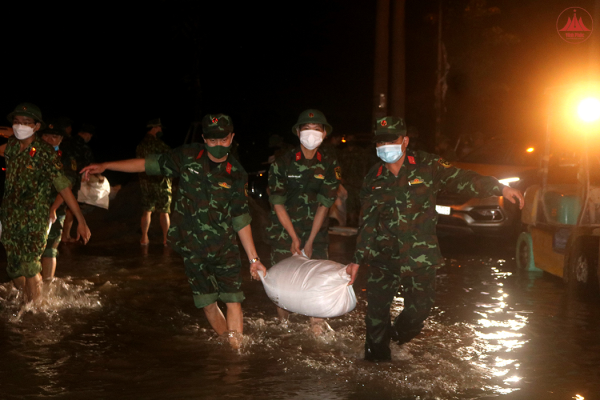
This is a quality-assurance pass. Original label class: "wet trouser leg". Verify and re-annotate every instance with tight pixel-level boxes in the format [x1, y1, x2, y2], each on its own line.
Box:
[364, 261, 401, 362]
[391, 265, 437, 345]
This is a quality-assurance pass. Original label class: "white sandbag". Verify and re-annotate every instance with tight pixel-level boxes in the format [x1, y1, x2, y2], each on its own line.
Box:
[78, 175, 110, 209]
[259, 254, 357, 318]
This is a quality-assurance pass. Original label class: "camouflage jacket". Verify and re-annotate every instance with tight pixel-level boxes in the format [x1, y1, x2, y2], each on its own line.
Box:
[49, 147, 78, 215]
[267, 145, 341, 244]
[1, 136, 71, 238]
[353, 150, 504, 266]
[136, 134, 172, 189]
[145, 143, 251, 256]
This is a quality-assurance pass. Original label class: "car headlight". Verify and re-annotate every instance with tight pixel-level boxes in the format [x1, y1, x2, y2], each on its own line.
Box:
[499, 177, 520, 186]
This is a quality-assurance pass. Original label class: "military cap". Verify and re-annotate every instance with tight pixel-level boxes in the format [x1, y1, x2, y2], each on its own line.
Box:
[202, 113, 233, 139]
[292, 109, 332, 136]
[45, 118, 68, 136]
[38, 126, 65, 137]
[372, 116, 407, 143]
[79, 123, 97, 136]
[7, 102, 46, 129]
[147, 118, 164, 128]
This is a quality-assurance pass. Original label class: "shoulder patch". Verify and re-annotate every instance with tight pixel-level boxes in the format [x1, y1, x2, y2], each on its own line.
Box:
[335, 166, 342, 180]
[437, 158, 452, 168]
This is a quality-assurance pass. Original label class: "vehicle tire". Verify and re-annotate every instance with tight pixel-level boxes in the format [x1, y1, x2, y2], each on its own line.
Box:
[516, 232, 536, 271]
[566, 237, 599, 295]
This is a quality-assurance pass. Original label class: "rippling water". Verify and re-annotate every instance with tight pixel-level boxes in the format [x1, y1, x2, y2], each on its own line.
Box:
[1, 234, 599, 400]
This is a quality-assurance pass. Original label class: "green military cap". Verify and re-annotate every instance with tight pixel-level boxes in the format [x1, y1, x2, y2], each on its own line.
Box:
[80, 123, 97, 136]
[372, 116, 407, 143]
[7, 102, 46, 129]
[202, 113, 233, 138]
[45, 118, 68, 136]
[292, 109, 333, 136]
[147, 118, 164, 128]
[38, 125, 65, 137]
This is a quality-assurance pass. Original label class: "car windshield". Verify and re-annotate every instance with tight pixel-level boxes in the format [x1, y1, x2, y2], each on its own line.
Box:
[461, 138, 539, 166]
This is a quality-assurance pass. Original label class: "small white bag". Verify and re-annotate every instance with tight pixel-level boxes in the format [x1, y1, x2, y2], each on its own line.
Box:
[259, 254, 357, 318]
[77, 175, 111, 209]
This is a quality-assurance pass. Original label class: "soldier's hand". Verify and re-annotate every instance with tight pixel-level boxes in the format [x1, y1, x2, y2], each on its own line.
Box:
[346, 263, 360, 285]
[302, 241, 313, 259]
[49, 208, 57, 224]
[291, 237, 302, 256]
[80, 163, 106, 181]
[250, 261, 267, 280]
[76, 223, 91, 245]
[502, 186, 525, 210]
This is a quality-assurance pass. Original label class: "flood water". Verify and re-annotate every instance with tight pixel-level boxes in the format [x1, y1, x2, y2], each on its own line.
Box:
[1, 222, 600, 399]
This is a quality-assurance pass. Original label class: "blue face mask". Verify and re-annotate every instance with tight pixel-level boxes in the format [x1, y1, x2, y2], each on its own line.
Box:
[376, 144, 404, 163]
[54, 145, 60, 151]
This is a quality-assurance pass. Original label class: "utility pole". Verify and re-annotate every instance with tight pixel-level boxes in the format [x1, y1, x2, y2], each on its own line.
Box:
[373, 0, 390, 120]
[434, 0, 444, 139]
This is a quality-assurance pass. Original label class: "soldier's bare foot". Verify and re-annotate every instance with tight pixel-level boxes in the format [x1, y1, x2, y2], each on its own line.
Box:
[310, 320, 333, 335]
[61, 236, 76, 243]
[227, 331, 243, 350]
[140, 240, 149, 246]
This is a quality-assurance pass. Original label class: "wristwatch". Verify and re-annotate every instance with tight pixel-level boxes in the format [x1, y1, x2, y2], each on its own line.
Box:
[249, 257, 260, 264]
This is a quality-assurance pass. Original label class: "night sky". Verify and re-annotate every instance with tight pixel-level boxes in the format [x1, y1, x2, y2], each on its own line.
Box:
[2, 0, 600, 179]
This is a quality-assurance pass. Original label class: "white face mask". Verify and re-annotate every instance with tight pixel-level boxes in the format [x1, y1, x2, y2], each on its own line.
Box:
[12, 124, 35, 140]
[299, 129, 324, 150]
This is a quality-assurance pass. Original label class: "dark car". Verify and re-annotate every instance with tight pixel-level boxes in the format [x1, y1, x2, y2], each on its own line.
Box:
[436, 136, 541, 238]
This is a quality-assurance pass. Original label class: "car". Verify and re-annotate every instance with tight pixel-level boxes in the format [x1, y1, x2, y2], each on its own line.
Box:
[435, 136, 541, 238]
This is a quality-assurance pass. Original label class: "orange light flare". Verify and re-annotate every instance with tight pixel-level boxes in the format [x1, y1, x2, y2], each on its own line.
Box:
[526, 147, 535, 153]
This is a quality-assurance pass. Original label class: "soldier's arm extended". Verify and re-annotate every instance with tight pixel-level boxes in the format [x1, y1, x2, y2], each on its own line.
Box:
[353, 174, 379, 265]
[81, 159, 146, 178]
[304, 157, 342, 257]
[433, 156, 524, 208]
[268, 158, 302, 255]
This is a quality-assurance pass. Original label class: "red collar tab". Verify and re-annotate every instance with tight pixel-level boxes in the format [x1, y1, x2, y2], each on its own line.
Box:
[196, 149, 204, 159]
[226, 162, 232, 174]
[57, 150, 62, 157]
[29, 147, 37, 157]
[376, 165, 383, 177]
[296, 151, 302, 161]
[317, 152, 322, 162]
[408, 156, 416, 164]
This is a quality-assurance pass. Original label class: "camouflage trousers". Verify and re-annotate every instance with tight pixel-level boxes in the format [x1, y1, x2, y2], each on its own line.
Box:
[181, 246, 245, 309]
[365, 258, 436, 360]
[140, 180, 172, 213]
[43, 213, 66, 259]
[2, 223, 51, 280]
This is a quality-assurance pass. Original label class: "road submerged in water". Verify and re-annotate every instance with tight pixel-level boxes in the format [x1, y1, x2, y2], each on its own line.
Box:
[1, 229, 599, 400]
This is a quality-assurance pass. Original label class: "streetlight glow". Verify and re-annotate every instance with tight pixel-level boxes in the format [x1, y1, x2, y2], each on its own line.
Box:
[577, 97, 600, 122]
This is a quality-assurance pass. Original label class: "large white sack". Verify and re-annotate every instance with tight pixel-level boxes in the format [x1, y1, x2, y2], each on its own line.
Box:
[78, 175, 110, 209]
[259, 254, 357, 318]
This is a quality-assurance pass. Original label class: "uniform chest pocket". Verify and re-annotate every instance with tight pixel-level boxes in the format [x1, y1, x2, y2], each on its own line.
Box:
[406, 181, 431, 211]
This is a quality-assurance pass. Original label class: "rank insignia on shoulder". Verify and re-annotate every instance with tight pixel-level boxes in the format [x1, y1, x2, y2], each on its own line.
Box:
[335, 166, 342, 180]
[437, 158, 452, 168]
[218, 182, 231, 189]
[314, 174, 325, 180]
[244, 182, 249, 196]
[408, 178, 424, 186]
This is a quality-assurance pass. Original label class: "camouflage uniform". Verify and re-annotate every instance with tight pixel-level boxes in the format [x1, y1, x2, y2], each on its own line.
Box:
[66, 134, 94, 192]
[267, 145, 341, 265]
[354, 117, 505, 361]
[136, 134, 172, 213]
[145, 141, 251, 308]
[1, 137, 71, 279]
[43, 147, 77, 258]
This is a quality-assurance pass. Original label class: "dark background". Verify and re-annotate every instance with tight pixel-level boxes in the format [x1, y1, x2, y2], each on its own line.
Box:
[2, 0, 599, 178]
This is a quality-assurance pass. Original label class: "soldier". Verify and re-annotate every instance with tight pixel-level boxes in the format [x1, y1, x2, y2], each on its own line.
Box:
[39, 123, 79, 281]
[81, 113, 266, 349]
[346, 116, 524, 362]
[62, 123, 96, 242]
[136, 118, 172, 245]
[266, 109, 341, 332]
[0, 103, 91, 301]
